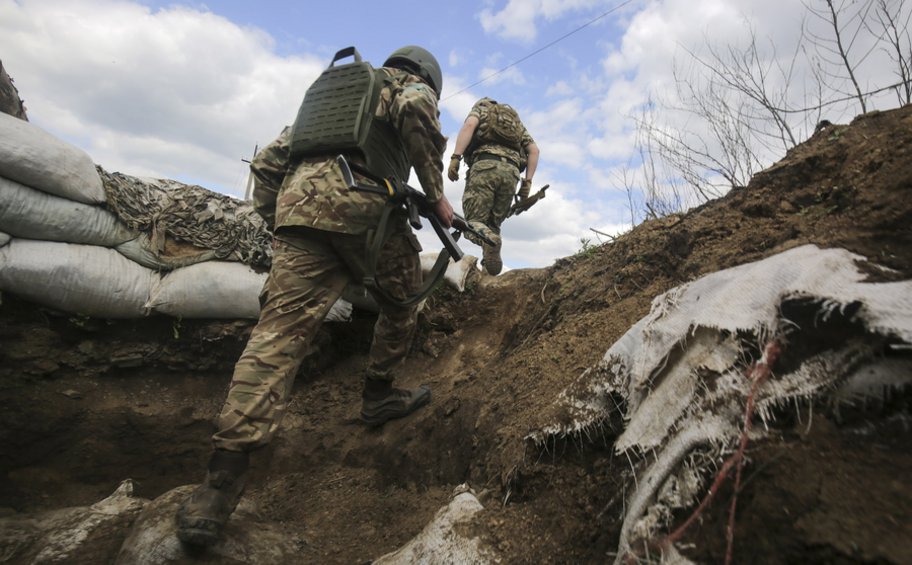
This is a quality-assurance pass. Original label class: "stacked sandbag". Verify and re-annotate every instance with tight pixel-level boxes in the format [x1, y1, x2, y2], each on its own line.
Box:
[0, 114, 474, 322]
[0, 113, 350, 321]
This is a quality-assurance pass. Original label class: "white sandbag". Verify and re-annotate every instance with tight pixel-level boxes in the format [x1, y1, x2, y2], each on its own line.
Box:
[147, 261, 354, 321]
[115, 233, 218, 271]
[0, 231, 9, 247]
[0, 239, 156, 318]
[0, 176, 134, 246]
[420, 252, 478, 292]
[0, 113, 105, 204]
[147, 261, 266, 319]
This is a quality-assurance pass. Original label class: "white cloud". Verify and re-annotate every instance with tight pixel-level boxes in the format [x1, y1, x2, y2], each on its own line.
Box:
[478, 0, 613, 43]
[0, 0, 324, 196]
[545, 80, 574, 97]
[448, 49, 462, 68]
[478, 0, 542, 43]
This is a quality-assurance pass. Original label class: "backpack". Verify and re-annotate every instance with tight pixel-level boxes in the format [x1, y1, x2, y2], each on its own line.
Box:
[287, 46, 409, 182]
[477, 102, 524, 149]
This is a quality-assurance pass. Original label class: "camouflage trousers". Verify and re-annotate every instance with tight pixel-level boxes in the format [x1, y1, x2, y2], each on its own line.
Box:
[462, 159, 520, 246]
[212, 224, 422, 452]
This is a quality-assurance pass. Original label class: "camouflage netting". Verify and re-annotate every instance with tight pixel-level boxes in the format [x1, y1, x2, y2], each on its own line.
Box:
[0, 59, 28, 121]
[99, 167, 272, 270]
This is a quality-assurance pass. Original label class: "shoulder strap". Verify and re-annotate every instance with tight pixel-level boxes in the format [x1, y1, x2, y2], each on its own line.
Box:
[362, 202, 450, 308]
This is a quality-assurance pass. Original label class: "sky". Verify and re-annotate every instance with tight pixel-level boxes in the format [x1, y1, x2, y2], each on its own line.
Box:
[1, 0, 908, 269]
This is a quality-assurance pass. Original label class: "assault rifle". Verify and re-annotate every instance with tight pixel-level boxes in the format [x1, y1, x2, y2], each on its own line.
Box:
[336, 155, 494, 262]
[508, 184, 550, 218]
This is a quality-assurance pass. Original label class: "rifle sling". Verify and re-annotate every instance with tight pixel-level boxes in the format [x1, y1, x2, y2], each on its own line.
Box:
[363, 201, 450, 308]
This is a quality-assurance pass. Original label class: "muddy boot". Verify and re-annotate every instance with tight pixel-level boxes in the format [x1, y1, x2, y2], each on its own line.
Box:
[175, 449, 249, 547]
[482, 237, 503, 276]
[361, 378, 431, 427]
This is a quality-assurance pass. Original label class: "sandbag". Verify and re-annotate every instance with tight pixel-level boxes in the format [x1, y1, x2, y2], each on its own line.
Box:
[146, 261, 265, 319]
[420, 252, 478, 292]
[0, 176, 134, 246]
[0, 112, 105, 204]
[147, 261, 354, 321]
[0, 231, 9, 247]
[0, 239, 156, 318]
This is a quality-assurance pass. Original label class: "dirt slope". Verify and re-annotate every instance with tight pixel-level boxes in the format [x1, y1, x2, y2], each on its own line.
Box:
[1, 105, 910, 564]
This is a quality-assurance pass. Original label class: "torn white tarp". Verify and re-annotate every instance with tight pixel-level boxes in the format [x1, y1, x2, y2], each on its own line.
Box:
[530, 244, 912, 564]
[538, 244, 912, 440]
[0, 112, 105, 204]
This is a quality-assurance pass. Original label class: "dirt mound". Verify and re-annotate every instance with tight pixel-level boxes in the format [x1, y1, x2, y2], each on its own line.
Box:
[1, 105, 910, 563]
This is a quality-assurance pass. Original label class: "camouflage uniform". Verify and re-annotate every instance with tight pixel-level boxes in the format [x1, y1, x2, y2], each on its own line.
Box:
[462, 99, 535, 244]
[213, 68, 446, 452]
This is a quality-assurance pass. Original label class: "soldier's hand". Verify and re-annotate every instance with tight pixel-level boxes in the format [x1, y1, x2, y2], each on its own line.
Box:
[447, 155, 461, 182]
[433, 194, 454, 228]
[518, 178, 532, 200]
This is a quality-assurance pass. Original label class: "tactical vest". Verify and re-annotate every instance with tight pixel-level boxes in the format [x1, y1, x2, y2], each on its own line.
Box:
[475, 102, 523, 151]
[288, 47, 409, 182]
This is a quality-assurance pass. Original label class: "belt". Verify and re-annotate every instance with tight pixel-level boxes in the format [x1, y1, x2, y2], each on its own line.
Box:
[472, 152, 519, 169]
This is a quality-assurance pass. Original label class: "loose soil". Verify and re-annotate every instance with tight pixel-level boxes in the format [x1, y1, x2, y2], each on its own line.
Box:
[1, 105, 911, 564]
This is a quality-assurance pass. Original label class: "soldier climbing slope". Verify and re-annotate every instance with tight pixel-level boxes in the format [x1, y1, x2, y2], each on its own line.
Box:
[448, 97, 540, 275]
[175, 45, 454, 548]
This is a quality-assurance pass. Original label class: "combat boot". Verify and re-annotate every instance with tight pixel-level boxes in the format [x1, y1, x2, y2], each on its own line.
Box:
[175, 449, 249, 547]
[482, 237, 503, 276]
[361, 378, 431, 427]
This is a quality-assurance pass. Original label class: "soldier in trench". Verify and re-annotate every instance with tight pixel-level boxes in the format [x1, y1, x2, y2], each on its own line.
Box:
[175, 45, 453, 547]
[447, 97, 540, 275]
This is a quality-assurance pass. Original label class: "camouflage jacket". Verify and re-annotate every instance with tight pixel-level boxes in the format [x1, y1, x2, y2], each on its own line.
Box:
[251, 68, 447, 235]
[466, 98, 534, 169]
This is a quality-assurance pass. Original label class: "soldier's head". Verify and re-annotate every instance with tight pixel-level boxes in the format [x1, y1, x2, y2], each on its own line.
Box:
[384, 45, 442, 99]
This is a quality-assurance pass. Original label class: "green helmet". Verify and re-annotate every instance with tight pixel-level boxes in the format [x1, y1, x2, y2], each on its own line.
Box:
[383, 45, 443, 99]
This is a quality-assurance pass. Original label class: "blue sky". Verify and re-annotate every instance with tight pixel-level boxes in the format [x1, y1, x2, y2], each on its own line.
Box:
[2, 0, 906, 269]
